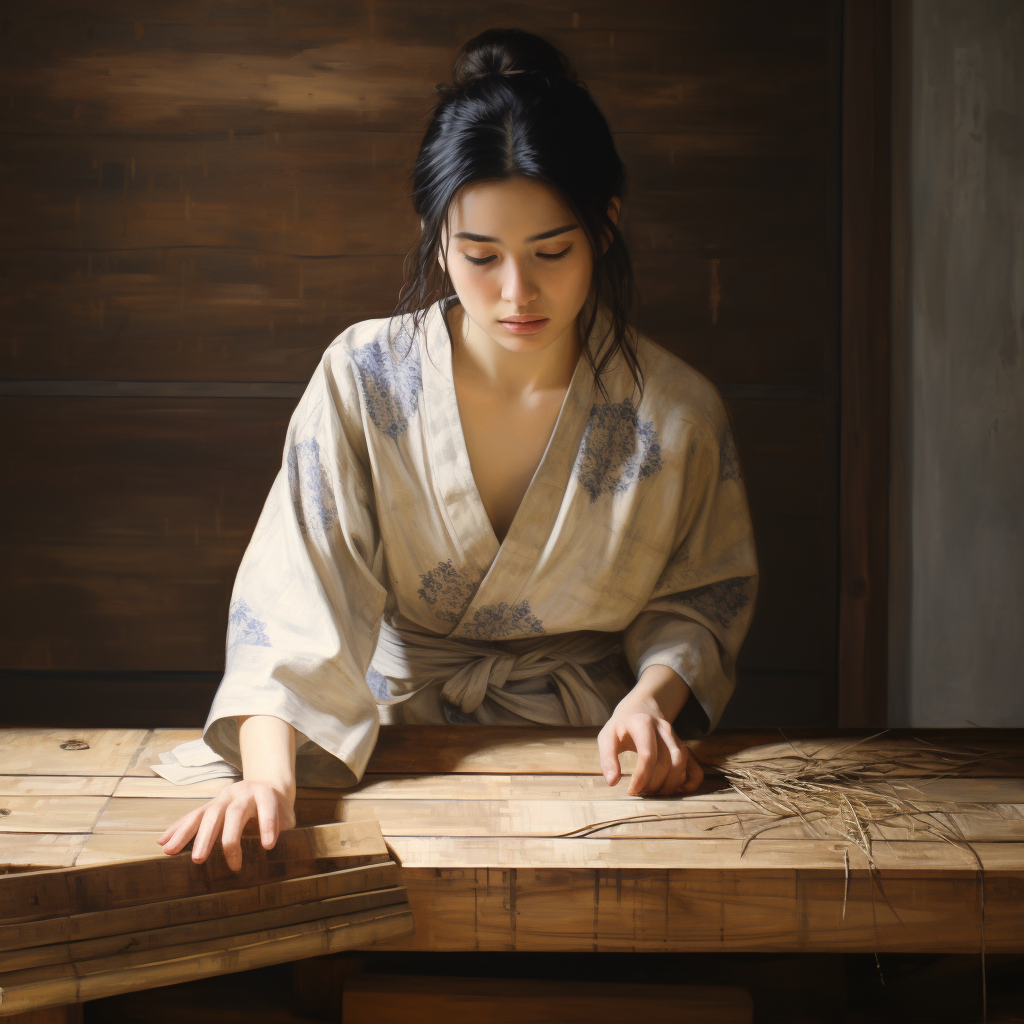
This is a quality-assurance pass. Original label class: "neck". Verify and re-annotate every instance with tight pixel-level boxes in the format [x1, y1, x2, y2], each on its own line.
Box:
[447, 301, 582, 399]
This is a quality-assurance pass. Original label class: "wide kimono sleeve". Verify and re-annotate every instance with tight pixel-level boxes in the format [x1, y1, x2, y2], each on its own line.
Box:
[202, 333, 388, 787]
[621, 409, 759, 738]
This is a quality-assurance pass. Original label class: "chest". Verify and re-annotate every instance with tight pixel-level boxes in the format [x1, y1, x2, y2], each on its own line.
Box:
[453, 380, 568, 544]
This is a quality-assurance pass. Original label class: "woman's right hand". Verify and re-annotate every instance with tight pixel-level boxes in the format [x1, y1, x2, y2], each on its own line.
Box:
[156, 779, 296, 871]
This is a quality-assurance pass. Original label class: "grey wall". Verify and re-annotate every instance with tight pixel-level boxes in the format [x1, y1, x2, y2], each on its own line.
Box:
[891, 0, 1024, 727]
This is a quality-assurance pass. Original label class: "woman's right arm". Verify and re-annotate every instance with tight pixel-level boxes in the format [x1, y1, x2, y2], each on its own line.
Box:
[157, 714, 297, 870]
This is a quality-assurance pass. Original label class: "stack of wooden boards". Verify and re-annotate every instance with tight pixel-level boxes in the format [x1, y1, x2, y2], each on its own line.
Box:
[0, 820, 412, 1017]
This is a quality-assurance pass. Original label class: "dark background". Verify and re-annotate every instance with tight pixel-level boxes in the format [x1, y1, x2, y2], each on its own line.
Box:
[0, 1, 850, 728]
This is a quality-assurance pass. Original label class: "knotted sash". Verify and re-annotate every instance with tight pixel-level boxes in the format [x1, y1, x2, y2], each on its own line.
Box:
[370, 617, 625, 726]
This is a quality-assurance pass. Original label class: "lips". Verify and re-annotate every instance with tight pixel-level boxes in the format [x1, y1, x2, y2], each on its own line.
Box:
[500, 316, 547, 323]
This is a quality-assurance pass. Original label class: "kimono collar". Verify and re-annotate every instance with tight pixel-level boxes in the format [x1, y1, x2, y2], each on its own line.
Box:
[416, 295, 623, 639]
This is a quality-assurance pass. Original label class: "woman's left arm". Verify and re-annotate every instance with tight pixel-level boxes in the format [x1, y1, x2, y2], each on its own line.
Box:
[598, 412, 759, 796]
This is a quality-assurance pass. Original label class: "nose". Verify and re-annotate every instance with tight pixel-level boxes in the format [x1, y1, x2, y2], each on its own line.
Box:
[500, 256, 539, 307]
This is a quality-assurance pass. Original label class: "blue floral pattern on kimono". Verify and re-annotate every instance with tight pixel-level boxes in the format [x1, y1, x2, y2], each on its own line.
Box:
[460, 600, 545, 640]
[417, 559, 481, 624]
[573, 398, 663, 501]
[678, 576, 755, 629]
[287, 438, 339, 536]
[227, 599, 271, 648]
[351, 324, 423, 441]
[366, 665, 390, 701]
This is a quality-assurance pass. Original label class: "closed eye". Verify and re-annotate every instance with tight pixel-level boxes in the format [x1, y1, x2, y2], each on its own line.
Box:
[462, 245, 573, 266]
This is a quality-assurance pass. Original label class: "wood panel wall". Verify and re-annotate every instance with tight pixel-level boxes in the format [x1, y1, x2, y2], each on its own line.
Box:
[0, 1, 843, 727]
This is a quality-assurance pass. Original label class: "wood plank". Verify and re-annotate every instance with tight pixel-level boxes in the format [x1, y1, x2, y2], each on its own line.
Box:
[2, 885, 408, 972]
[341, 973, 753, 1024]
[87, 794, 1024, 845]
[382, 836, 1024, 872]
[0, 864, 397, 958]
[0, 779, 117, 798]
[0, 836, 87, 872]
[0, 821, 389, 926]
[0, 903, 415, 1017]
[0, 248, 400, 385]
[91, 797, 347, 834]
[0, 798, 108, 835]
[0, 6, 829, 137]
[340, 774, 1024, 804]
[367, 865, 1024, 954]
[6, 728, 1021, 783]
[0, 861, 399, 955]
[0, 730, 148, 778]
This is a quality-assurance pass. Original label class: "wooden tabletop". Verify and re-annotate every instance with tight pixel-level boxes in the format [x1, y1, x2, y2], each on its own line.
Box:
[2, 725, 1023, 954]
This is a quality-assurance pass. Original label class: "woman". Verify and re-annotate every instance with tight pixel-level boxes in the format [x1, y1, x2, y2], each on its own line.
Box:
[158, 28, 759, 871]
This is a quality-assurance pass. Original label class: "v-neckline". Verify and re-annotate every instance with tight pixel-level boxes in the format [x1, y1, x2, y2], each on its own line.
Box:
[420, 296, 601, 578]
[448, 303, 587, 549]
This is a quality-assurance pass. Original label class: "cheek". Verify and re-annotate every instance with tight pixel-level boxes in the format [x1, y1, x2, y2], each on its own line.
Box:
[556, 254, 594, 302]
[449, 263, 494, 300]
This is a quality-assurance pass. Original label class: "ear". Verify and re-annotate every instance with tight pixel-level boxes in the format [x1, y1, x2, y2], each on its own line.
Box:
[599, 196, 621, 256]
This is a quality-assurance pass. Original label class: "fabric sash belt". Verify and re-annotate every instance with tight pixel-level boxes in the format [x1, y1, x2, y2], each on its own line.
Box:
[370, 617, 624, 727]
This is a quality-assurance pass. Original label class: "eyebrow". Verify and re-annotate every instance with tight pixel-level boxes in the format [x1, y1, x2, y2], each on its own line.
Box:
[453, 223, 579, 243]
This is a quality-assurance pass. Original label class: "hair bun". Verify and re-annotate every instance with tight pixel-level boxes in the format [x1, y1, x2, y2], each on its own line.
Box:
[449, 28, 577, 92]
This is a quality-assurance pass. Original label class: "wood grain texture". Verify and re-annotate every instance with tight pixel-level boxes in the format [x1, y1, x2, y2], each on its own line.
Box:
[0, 861, 400, 956]
[368, 865, 1023, 953]
[0, 0, 841, 726]
[0, 730, 148, 778]
[0, 821, 389, 927]
[3, 727, 1023, 957]
[1, 885, 408, 972]
[0, 903, 415, 1017]
[0, 3, 828, 136]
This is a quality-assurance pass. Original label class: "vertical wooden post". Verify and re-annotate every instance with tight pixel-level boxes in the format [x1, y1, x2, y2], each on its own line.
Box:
[838, 0, 892, 726]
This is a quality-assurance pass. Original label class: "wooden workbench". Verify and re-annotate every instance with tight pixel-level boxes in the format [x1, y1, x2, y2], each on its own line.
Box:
[2, 726, 1022, 955]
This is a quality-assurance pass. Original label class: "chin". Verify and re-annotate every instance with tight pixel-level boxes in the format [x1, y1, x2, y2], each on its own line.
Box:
[491, 332, 556, 354]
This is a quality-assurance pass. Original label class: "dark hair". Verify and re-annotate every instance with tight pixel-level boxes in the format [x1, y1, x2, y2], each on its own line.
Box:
[392, 27, 642, 398]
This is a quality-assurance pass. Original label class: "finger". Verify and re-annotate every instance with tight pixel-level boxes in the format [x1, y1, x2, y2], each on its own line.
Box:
[160, 820, 199, 856]
[596, 728, 623, 786]
[627, 719, 658, 796]
[655, 735, 689, 797]
[159, 809, 205, 855]
[640, 730, 675, 795]
[192, 804, 227, 864]
[254, 788, 280, 849]
[680, 751, 705, 792]
[221, 797, 255, 871]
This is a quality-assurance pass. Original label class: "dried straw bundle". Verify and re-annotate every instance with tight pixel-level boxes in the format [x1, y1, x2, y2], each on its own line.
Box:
[561, 731, 1024, 874]
[708, 731, 1024, 866]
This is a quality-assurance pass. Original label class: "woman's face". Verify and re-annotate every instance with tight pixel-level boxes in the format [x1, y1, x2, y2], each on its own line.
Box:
[438, 176, 619, 357]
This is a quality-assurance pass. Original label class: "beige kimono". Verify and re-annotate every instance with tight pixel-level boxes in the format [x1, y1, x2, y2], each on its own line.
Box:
[202, 296, 759, 786]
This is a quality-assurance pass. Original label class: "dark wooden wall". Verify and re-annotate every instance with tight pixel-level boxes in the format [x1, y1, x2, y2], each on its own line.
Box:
[0, 1, 843, 727]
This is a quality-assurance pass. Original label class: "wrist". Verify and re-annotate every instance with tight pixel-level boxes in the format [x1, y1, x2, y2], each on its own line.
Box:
[237, 715, 297, 802]
[621, 664, 691, 723]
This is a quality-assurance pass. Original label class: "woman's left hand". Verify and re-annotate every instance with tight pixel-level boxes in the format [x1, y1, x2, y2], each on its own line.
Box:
[597, 693, 704, 796]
